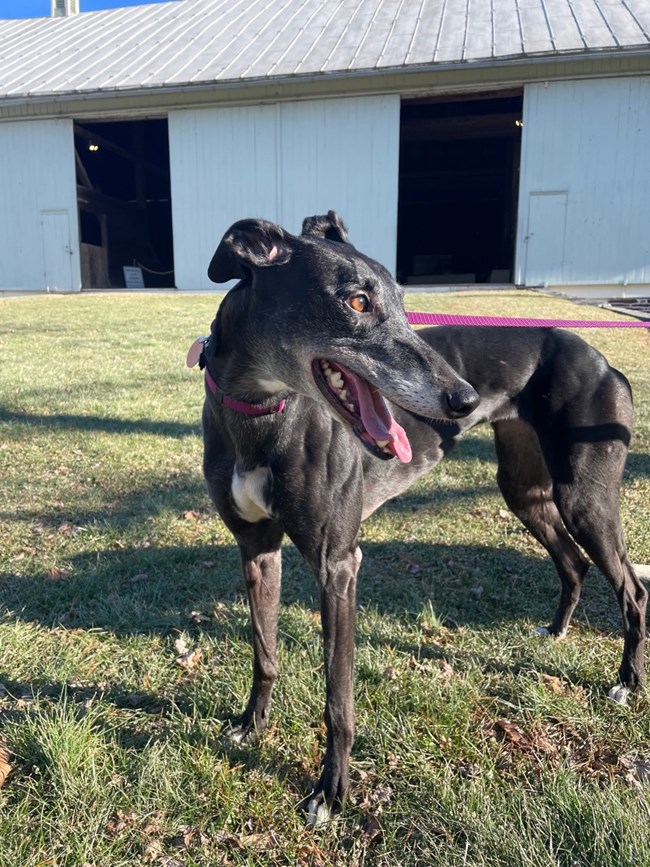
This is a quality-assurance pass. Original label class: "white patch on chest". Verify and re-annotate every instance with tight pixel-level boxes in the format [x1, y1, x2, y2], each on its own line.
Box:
[231, 465, 274, 522]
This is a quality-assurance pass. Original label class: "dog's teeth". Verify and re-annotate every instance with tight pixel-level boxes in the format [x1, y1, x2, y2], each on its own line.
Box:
[339, 389, 348, 400]
[346, 402, 355, 412]
[376, 439, 389, 448]
[329, 372, 343, 388]
[319, 360, 328, 370]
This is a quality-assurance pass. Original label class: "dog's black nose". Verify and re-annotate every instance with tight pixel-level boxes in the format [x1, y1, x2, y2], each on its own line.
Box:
[446, 386, 480, 417]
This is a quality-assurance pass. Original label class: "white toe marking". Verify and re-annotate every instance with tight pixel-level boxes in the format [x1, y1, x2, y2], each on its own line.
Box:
[608, 684, 631, 705]
[229, 728, 247, 745]
[306, 799, 332, 829]
[534, 626, 567, 639]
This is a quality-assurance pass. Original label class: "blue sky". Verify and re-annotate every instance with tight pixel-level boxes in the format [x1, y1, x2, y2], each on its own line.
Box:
[0, 0, 177, 18]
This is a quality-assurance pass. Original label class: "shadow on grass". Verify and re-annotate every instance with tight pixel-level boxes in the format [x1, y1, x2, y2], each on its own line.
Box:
[0, 407, 199, 439]
[0, 536, 628, 791]
[0, 477, 210, 530]
[626, 451, 650, 478]
[0, 536, 621, 641]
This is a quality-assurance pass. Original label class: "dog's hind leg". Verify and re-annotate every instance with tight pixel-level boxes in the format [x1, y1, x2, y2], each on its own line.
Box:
[493, 419, 591, 638]
[549, 442, 647, 702]
[229, 521, 284, 744]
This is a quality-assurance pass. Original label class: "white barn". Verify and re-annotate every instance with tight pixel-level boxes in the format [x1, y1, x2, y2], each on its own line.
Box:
[0, 0, 648, 296]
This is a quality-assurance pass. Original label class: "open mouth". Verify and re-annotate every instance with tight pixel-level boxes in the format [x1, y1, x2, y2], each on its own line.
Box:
[311, 359, 412, 463]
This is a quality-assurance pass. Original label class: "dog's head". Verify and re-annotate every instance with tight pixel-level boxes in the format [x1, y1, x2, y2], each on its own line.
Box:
[207, 212, 478, 462]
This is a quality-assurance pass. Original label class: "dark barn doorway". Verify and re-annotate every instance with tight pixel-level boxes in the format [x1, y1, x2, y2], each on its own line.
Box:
[74, 118, 174, 289]
[397, 92, 523, 286]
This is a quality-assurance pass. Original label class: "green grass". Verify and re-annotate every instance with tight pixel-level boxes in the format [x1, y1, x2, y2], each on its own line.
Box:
[0, 289, 649, 866]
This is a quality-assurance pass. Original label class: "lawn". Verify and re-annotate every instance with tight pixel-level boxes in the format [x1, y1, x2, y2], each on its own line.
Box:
[0, 289, 649, 866]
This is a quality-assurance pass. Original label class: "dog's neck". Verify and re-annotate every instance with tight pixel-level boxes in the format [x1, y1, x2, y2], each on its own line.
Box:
[199, 285, 302, 424]
[204, 365, 287, 417]
[202, 336, 292, 415]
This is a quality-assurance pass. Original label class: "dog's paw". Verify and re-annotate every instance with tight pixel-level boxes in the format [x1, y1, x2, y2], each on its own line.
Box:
[534, 626, 567, 639]
[224, 722, 257, 746]
[305, 793, 333, 829]
[608, 684, 632, 705]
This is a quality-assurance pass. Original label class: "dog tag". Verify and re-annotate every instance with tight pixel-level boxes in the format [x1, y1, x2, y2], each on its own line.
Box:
[186, 337, 205, 369]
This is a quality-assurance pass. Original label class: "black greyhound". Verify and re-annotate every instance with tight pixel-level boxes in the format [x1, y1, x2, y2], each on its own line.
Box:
[194, 211, 646, 825]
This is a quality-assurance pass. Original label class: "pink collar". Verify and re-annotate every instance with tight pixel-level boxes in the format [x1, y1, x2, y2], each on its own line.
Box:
[205, 367, 286, 417]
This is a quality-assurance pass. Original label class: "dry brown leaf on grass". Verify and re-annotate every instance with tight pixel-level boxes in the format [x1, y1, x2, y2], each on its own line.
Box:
[494, 719, 529, 746]
[622, 755, 650, 789]
[0, 741, 13, 788]
[438, 660, 456, 680]
[168, 827, 209, 851]
[142, 813, 167, 837]
[213, 830, 281, 853]
[173, 637, 203, 670]
[361, 814, 383, 844]
[542, 674, 568, 694]
[296, 843, 329, 867]
[106, 810, 138, 836]
[182, 510, 201, 521]
[142, 839, 164, 863]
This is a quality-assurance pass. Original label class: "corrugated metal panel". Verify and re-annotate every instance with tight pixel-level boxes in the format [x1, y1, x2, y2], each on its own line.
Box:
[0, 118, 80, 291]
[278, 95, 400, 267]
[168, 102, 280, 290]
[168, 95, 400, 289]
[515, 77, 650, 287]
[0, 0, 648, 103]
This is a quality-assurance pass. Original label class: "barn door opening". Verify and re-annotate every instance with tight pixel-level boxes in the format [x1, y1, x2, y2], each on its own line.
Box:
[397, 92, 523, 286]
[74, 118, 174, 289]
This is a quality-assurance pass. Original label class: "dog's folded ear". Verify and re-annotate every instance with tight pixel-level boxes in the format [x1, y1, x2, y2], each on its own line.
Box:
[301, 211, 348, 244]
[208, 219, 292, 283]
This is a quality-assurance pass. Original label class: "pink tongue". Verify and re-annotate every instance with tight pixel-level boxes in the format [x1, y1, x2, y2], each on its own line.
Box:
[355, 380, 412, 463]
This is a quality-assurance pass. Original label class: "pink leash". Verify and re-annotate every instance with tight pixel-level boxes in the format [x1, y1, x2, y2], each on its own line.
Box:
[192, 310, 647, 420]
[406, 312, 650, 328]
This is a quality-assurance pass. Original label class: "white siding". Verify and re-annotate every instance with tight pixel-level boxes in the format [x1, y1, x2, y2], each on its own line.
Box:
[515, 77, 650, 288]
[169, 95, 400, 289]
[0, 118, 80, 291]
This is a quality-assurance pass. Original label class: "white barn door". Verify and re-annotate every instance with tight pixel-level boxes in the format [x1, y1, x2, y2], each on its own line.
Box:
[523, 192, 568, 287]
[169, 96, 400, 290]
[0, 119, 80, 292]
[515, 77, 650, 289]
[41, 210, 75, 291]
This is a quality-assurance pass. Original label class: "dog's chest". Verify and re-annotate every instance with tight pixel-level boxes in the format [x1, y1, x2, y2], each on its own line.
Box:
[231, 465, 274, 522]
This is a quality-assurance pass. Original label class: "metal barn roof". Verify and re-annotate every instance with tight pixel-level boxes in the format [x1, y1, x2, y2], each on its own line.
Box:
[0, 0, 648, 104]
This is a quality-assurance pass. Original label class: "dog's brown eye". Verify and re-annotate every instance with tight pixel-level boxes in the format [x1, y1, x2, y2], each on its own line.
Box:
[348, 294, 370, 313]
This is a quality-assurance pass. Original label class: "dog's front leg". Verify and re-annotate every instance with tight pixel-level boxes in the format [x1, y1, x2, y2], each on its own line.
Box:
[229, 523, 284, 744]
[304, 545, 361, 827]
